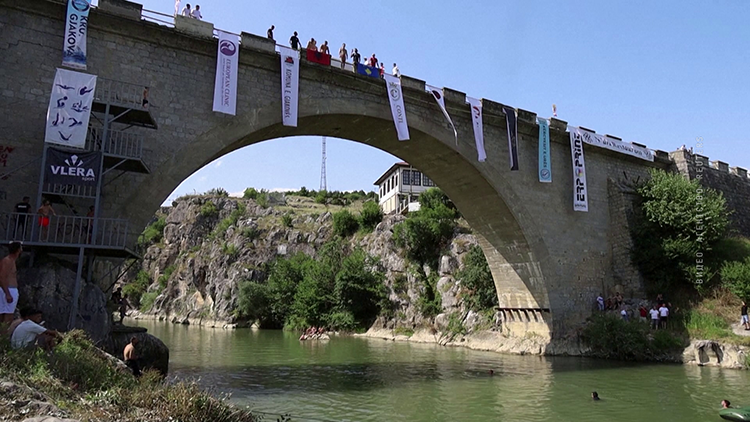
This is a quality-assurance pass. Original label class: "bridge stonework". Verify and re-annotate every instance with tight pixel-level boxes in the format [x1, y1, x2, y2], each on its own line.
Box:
[4, 0, 732, 340]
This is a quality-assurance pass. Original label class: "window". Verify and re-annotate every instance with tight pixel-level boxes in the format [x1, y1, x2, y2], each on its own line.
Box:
[423, 175, 435, 187]
[412, 171, 422, 186]
[395, 174, 398, 188]
[402, 170, 410, 185]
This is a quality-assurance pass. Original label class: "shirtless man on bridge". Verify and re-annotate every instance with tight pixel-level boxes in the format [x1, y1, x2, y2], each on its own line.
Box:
[0, 242, 23, 329]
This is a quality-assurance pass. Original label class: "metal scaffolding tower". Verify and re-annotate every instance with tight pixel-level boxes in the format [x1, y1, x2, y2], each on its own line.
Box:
[319, 136, 327, 191]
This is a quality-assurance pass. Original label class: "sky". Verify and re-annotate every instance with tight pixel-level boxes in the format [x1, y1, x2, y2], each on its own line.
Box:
[124, 0, 750, 204]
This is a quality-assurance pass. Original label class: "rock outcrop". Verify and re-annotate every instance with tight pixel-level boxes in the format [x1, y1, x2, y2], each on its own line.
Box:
[103, 326, 170, 375]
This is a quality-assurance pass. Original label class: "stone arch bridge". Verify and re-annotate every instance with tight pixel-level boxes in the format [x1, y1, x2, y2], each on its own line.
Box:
[1, 0, 680, 338]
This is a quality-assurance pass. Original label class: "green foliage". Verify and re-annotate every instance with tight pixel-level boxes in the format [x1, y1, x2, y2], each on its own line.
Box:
[222, 242, 240, 261]
[315, 190, 328, 204]
[282, 214, 294, 228]
[237, 281, 271, 324]
[255, 191, 269, 208]
[722, 257, 750, 301]
[200, 200, 218, 218]
[138, 216, 167, 246]
[582, 314, 683, 361]
[416, 270, 442, 318]
[457, 245, 498, 311]
[333, 210, 359, 238]
[685, 309, 731, 340]
[157, 266, 175, 289]
[359, 200, 383, 232]
[206, 187, 229, 197]
[447, 312, 467, 336]
[632, 169, 730, 294]
[393, 326, 415, 337]
[243, 187, 259, 199]
[394, 189, 457, 268]
[140, 291, 159, 312]
[213, 202, 246, 238]
[122, 270, 151, 306]
[241, 226, 260, 240]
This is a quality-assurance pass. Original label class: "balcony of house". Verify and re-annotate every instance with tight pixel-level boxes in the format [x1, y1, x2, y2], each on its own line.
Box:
[92, 78, 157, 129]
[0, 213, 136, 258]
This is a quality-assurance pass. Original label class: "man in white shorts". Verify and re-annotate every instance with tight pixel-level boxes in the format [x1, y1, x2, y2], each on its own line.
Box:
[649, 304, 660, 330]
[0, 242, 22, 327]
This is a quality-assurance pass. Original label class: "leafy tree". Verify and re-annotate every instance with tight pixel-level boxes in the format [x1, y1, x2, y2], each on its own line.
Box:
[333, 210, 359, 237]
[359, 200, 383, 232]
[237, 281, 272, 325]
[722, 258, 750, 301]
[199, 201, 218, 218]
[138, 216, 167, 246]
[315, 190, 327, 204]
[243, 187, 259, 200]
[334, 249, 385, 326]
[206, 187, 229, 197]
[457, 245, 498, 311]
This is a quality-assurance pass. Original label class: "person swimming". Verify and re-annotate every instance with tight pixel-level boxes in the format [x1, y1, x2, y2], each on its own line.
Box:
[592, 392, 600, 401]
[722, 400, 732, 409]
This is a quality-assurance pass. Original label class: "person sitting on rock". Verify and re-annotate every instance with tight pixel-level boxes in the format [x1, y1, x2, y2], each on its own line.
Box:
[10, 308, 62, 350]
[124, 336, 141, 377]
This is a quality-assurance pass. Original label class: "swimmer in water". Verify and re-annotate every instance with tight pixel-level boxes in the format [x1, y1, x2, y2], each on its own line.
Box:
[489, 369, 494, 376]
[592, 392, 600, 401]
[722, 400, 732, 409]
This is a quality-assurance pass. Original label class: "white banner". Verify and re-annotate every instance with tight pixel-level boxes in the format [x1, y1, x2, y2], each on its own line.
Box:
[384, 73, 409, 141]
[569, 127, 588, 212]
[426, 84, 457, 144]
[62, 0, 91, 70]
[45, 68, 96, 148]
[466, 96, 486, 162]
[212, 31, 239, 115]
[576, 127, 654, 161]
[279, 46, 300, 127]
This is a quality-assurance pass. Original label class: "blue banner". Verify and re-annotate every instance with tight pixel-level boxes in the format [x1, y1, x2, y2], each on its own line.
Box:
[62, 0, 91, 70]
[538, 118, 552, 183]
[356, 63, 380, 78]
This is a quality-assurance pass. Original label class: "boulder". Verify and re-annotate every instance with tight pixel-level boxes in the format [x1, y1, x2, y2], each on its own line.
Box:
[104, 326, 170, 375]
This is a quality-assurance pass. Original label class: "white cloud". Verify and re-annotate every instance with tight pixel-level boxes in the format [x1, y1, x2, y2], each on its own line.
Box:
[229, 191, 244, 198]
[270, 188, 295, 192]
[214, 160, 223, 168]
[198, 176, 208, 182]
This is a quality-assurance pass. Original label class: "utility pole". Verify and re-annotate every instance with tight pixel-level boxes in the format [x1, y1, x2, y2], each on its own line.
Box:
[320, 136, 327, 191]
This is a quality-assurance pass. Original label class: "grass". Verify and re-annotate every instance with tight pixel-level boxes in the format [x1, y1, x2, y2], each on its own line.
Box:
[0, 331, 258, 422]
[393, 326, 415, 337]
[682, 290, 750, 346]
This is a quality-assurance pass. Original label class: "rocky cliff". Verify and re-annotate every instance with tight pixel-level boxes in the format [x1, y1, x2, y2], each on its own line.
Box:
[127, 194, 498, 336]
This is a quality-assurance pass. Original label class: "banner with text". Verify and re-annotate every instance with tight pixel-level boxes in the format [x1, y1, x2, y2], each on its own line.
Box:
[62, 0, 91, 70]
[466, 97, 486, 162]
[44, 148, 102, 187]
[279, 46, 300, 127]
[45, 68, 96, 148]
[426, 84, 457, 144]
[576, 128, 654, 162]
[569, 127, 589, 212]
[537, 118, 552, 183]
[212, 31, 239, 115]
[503, 106, 519, 171]
[384, 74, 409, 141]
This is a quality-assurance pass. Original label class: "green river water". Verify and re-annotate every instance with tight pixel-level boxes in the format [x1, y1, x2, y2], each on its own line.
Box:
[134, 320, 747, 422]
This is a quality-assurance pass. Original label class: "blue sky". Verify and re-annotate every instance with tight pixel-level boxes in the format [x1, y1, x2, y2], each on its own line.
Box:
[126, 0, 749, 203]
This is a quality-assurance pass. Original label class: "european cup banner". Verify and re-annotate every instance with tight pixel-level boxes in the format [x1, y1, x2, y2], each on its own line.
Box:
[45, 68, 97, 148]
[537, 118, 552, 183]
[44, 148, 102, 187]
[577, 128, 654, 162]
[62, 0, 91, 70]
[279, 46, 300, 127]
[383, 74, 409, 141]
[569, 127, 589, 212]
[426, 84, 457, 144]
[466, 96, 486, 162]
[212, 31, 239, 116]
[503, 106, 519, 171]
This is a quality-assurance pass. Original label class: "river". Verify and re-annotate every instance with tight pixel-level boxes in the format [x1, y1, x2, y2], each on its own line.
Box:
[133, 320, 747, 422]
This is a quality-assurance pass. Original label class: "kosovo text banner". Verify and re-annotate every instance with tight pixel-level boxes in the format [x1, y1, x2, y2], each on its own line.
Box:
[306, 49, 331, 66]
[466, 96, 486, 162]
[212, 31, 239, 116]
[383, 73, 409, 141]
[576, 128, 654, 162]
[426, 84, 458, 144]
[537, 118, 552, 183]
[279, 46, 300, 127]
[44, 148, 102, 187]
[569, 127, 589, 212]
[45, 68, 97, 148]
[62, 0, 91, 70]
[357, 63, 380, 78]
[503, 106, 519, 171]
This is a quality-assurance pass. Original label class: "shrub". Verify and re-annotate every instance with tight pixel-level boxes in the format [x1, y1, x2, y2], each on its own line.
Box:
[327, 310, 357, 332]
[333, 210, 359, 238]
[582, 314, 683, 361]
[416, 271, 441, 318]
[157, 266, 175, 289]
[315, 190, 327, 204]
[237, 281, 271, 324]
[359, 200, 383, 232]
[200, 201, 218, 218]
[256, 191, 269, 208]
[206, 187, 229, 197]
[213, 203, 246, 238]
[140, 291, 159, 312]
[722, 258, 750, 301]
[458, 245, 498, 311]
[222, 242, 240, 261]
[138, 216, 166, 245]
[447, 312, 467, 336]
[243, 187, 259, 200]
[122, 270, 151, 306]
[241, 226, 260, 240]
[282, 214, 293, 228]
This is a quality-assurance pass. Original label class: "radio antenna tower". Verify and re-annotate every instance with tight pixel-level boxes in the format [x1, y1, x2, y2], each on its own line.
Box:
[319, 136, 327, 191]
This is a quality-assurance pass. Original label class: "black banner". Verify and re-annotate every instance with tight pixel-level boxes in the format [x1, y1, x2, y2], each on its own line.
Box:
[44, 148, 102, 187]
[503, 106, 519, 171]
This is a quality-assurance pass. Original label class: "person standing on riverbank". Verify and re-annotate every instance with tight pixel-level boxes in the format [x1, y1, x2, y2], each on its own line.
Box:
[742, 302, 749, 330]
[658, 303, 669, 329]
[649, 304, 660, 329]
[0, 242, 22, 327]
[124, 337, 141, 377]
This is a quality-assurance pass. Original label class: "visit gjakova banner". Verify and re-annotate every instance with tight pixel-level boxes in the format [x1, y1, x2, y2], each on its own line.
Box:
[279, 46, 300, 127]
[466, 96, 486, 162]
[62, 0, 91, 70]
[537, 118, 552, 183]
[45, 68, 97, 148]
[503, 106, 519, 171]
[426, 84, 457, 144]
[569, 127, 589, 212]
[577, 127, 654, 161]
[383, 74, 409, 141]
[212, 31, 239, 116]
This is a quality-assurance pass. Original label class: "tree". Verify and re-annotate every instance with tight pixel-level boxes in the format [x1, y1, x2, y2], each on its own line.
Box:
[359, 201, 383, 232]
[457, 245, 498, 311]
[723, 258, 750, 301]
[333, 210, 359, 237]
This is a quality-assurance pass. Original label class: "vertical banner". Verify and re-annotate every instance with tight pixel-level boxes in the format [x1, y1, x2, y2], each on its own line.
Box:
[44, 148, 102, 187]
[279, 46, 300, 127]
[503, 106, 519, 171]
[62, 0, 91, 70]
[212, 31, 239, 116]
[466, 97, 486, 162]
[569, 127, 589, 212]
[383, 73, 409, 141]
[45, 68, 97, 148]
[425, 84, 457, 144]
[537, 118, 552, 183]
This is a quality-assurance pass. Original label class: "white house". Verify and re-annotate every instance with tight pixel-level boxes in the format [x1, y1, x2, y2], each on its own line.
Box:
[373, 162, 435, 214]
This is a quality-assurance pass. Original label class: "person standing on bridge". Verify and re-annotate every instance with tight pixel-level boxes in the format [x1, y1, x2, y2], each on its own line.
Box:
[319, 41, 330, 55]
[190, 5, 202, 20]
[392, 63, 400, 77]
[339, 43, 348, 69]
[351, 48, 361, 72]
[289, 32, 301, 50]
[0, 242, 22, 328]
[174, 0, 181, 17]
[180, 3, 191, 17]
[267, 25, 275, 41]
